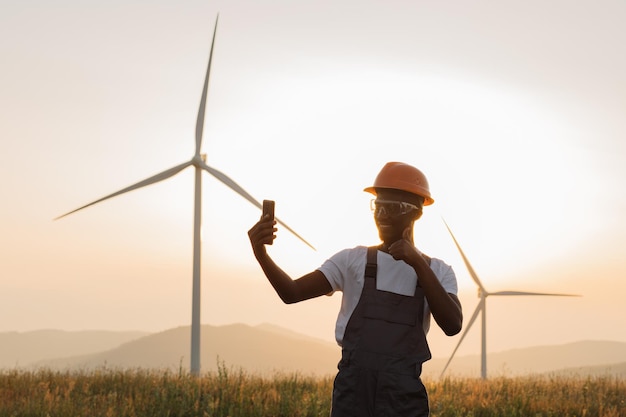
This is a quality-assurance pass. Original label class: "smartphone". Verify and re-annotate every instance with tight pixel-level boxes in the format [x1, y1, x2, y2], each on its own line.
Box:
[262, 199, 275, 222]
[262, 200, 275, 245]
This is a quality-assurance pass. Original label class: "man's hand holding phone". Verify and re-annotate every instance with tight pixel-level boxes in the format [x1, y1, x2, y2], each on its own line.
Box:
[248, 199, 276, 253]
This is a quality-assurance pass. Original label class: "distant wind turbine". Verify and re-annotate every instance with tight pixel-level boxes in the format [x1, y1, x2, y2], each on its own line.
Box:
[440, 219, 579, 379]
[55, 15, 315, 376]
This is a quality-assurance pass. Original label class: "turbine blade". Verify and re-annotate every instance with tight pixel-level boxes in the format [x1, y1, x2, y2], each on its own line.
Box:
[200, 162, 316, 250]
[442, 218, 487, 294]
[54, 161, 192, 220]
[491, 290, 581, 297]
[195, 14, 219, 156]
[440, 299, 485, 378]
[275, 217, 316, 251]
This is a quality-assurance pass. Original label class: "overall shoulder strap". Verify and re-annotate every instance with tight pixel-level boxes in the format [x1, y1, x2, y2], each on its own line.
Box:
[364, 246, 378, 289]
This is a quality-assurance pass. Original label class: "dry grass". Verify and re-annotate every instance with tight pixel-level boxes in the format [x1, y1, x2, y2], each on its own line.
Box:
[427, 375, 625, 417]
[0, 365, 623, 416]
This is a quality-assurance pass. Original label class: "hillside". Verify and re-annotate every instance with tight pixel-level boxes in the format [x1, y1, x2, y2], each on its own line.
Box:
[424, 340, 626, 378]
[0, 329, 147, 368]
[4, 325, 626, 379]
[32, 324, 341, 377]
[547, 361, 626, 379]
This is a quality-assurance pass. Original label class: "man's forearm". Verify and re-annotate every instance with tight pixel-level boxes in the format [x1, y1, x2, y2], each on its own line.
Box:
[414, 261, 463, 336]
[254, 248, 301, 304]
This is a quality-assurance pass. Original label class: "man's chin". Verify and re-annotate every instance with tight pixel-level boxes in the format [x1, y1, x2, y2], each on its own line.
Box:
[378, 231, 400, 246]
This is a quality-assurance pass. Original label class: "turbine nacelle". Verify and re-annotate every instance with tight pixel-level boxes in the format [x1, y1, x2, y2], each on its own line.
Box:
[192, 154, 207, 167]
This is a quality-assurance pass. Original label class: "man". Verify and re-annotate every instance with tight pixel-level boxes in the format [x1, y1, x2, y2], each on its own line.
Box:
[248, 161, 462, 416]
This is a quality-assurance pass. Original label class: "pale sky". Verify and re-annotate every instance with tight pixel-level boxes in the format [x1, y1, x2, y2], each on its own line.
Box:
[1, 0, 625, 361]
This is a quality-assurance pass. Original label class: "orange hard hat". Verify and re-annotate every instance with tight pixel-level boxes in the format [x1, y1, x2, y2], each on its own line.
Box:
[364, 162, 434, 206]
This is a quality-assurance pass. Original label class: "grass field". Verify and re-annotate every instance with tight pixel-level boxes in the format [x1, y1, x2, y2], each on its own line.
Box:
[0, 365, 623, 416]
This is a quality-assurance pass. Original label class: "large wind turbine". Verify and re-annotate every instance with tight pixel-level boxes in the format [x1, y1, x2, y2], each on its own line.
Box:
[440, 219, 578, 379]
[55, 16, 314, 376]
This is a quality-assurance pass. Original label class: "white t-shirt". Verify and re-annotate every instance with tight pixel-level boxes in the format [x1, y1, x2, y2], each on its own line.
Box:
[317, 245, 458, 347]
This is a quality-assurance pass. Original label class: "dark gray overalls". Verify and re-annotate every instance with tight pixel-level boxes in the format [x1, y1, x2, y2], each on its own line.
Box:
[331, 246, 432, 417]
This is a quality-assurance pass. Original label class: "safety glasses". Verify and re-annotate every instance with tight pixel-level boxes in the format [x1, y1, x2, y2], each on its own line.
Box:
[370, 199, 420, 217]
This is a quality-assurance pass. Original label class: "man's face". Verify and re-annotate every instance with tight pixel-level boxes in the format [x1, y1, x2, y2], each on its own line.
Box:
[372, 189, 422, 245]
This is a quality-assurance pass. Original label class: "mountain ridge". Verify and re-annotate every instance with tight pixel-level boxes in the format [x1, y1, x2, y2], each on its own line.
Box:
[0, 329, 148, 368]
[26, 324, 341, 377]
[3, 325, 625, 378]
[425, 339, 626, 378]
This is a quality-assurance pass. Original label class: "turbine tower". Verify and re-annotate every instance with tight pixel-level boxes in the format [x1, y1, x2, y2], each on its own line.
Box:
[440, 219, 578, 379]
[55, 16, 315, 376]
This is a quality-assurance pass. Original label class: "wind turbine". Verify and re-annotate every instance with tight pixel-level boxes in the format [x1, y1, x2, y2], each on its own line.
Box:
[440, 219, 578, 379]
[55, 15, 315, 376]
